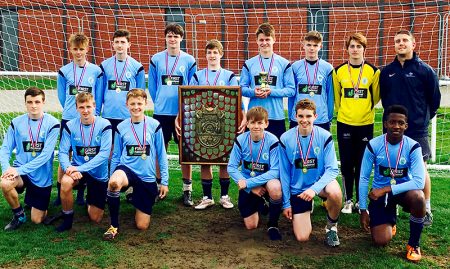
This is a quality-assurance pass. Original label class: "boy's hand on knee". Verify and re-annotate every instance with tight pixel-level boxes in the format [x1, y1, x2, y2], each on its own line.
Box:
[298, 189, 315, 202]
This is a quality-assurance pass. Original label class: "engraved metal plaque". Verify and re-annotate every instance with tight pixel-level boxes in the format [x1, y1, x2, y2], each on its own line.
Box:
[179, 86, 241, 164]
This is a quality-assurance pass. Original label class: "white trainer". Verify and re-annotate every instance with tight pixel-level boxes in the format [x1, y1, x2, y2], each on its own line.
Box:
[219, 195, 234, 209]
[194, 196, 215, 210]
[341, 200, 353, 214]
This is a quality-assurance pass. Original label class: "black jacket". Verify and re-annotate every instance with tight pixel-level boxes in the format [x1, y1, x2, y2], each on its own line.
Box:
[380, 52, 441, 137]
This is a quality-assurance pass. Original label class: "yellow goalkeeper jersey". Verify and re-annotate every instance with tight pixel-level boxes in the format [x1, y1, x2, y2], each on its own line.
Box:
[333, 61, 380, 126]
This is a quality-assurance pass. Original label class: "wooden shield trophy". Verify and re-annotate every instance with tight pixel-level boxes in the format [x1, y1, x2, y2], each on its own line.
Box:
[178, 86, 241, 164]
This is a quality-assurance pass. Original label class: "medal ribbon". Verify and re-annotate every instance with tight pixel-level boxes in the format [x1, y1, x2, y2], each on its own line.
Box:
[28, 115, 44, 152]
[258, 54, 274, 79]
[73, 62, 88, 90]
[384, 135, 404, 180]
[296, 127, 314, 169]
[80, 117, 96, 149]
[130, 118, 147, 153]
[248, 133, 265, 174]
[114, 56, 129, 87]
[206, 68, 222, 86]
[304, 59, 320, 87]
[347, 61, 365, 95]
[166, 51, 180, 80]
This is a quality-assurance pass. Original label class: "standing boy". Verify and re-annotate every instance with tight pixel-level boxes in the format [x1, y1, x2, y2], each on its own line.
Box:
[333, 33, 380, 213]
[380, 30, 441, 226]
[56, 33, 104, 205]
[56, 92, 112, 232]
[289, 31, 334, 131]
[240, 22, 295, 139]
[149, 23, 197, 206]
[227, 106, 283, 240]
[280, 99, 342, 247]
[359, 105, 426, 262]
[0, 88, 59, 230]
[103, 89, 168, 240]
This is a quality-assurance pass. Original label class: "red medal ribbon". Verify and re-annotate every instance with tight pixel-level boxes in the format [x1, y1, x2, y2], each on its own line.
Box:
[258, 54, 274, 78]
[130, 118, 147, 153]
[28, 115, 44, 152]
[296, 127, 314, 169]
[304, 59, 320, 87]
[347, 61, 365, 96]
[73, 62, 88, 91]
[114, 56, 129, 87]
[384, 135, 404, 180]
[80, 117, 96, 148]
[248, 133, 266, 174]
[206, 68, 222, 86]
[165, 51, 180, 80]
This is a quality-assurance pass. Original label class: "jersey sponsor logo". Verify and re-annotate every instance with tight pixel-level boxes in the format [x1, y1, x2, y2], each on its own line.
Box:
[69, 85, 93, 95]
[298, 84, 322, 95]
[294, 157, 318, 169]
[243, 160, 268, 173]
[254, 75, 277, 86]
[22, 141, 44, 152]
[343, 88, 368, 99]
[405, 72, 415, 78]
[389, 73, 396, 78]
[379, 165, 408, 178]
[108, 80, 130, 91]
[75, 146, 100, 157]
[126, 145, 150, 157]
[161, 75, 183, 86]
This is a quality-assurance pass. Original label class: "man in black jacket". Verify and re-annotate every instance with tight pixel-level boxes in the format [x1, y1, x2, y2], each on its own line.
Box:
[380, 29, 441, 226]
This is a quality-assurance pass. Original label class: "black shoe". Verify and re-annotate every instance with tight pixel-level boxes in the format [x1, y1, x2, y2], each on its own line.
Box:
[183, 191, 193, 206]
[55, 213, 74, 232]
[42, 211, 64, 225]
[4, 215, 27, 231]
[267, 227, 282, 241]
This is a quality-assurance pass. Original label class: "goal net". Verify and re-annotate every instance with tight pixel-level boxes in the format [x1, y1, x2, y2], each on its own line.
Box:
[0, 1, 448, 170]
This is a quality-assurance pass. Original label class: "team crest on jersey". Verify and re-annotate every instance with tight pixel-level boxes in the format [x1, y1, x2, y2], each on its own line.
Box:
[262, 153, 269, 160]
[126, 72, 132, 79]
[362, 77, 368, 85]
[219, 80, 225, 86]
[179, 65, 186, 72]
[39, 131, 45, 139]
[88, 77, 94, 84]
[95, 135, 101, 142]
[314, 147, 320, 155]
[317, 74, 324, 82]
[400, 157, 407, 165]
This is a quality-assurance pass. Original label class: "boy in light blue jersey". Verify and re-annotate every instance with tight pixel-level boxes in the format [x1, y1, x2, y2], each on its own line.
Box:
[55, 92, 112, 232]
[359, 105, 426, 262]
[187, 39, 246, 210]
[103, 89, 169, 241]
[149, 23, 197, 206]
[227, 107, 283, 241]
[289, 31, 334, 131]
[0, 88, 59, 230]
[100, 29, 145, 139]
[240, 23, 295, 138]
[280, 99, 342, 247]
[56, 33, 103, 206]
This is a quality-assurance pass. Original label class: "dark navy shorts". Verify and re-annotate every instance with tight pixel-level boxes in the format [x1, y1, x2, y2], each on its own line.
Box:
[368, 191, 410, 227]
[266, 119, 286, 139]
[16, 175, 52, 211]
[290, 195, 313, 214]
[152, 114, 179, 145]
[410, 136, 431, 161]
[115, 165, 158, 215]
[75, 173, 108, 210]
[238, 189, 267, 218]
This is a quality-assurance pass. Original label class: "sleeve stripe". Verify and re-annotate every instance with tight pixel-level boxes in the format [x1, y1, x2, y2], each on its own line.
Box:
[269, 141, 279, 151]
[283, 63, 292, 73]
[367, 143, 374, 155]
[410, 143, 421, 154]
[193, 73, 198, 83]
[155, 124, 162, 133]
[10, 122, 15, 131]
[137, 66, 144, 73]
[229, 73, 235, 82]
[62, 124, 70, 135]
[97, 72, 103, 79]
[235, 138, 242, 150]
[279, 141, 286, 149]
[189, 62, 197, 71]
[100, 64, 105, 73]
[324, 136, 333, 148]
[58, 70, 65, 78]
[150, 60, 156, 68]
[243, 63, 249, 71]
[50, 124, 60, 133]
[102, 125, 112, 133]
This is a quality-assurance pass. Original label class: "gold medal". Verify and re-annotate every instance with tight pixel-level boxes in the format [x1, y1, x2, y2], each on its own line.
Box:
[390, 178, 396, 185]
[302, 167, 308, 173]
[141, 153, 147, 160]
[84, 155, 89, 162]
[309, 91, 314, 97]
[31, 151, 36, 157]
[116, 87, 121, 93]
[250, 171, 256, 177]
[167, 79, 173, 86]
[354, 93, 359, 99]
